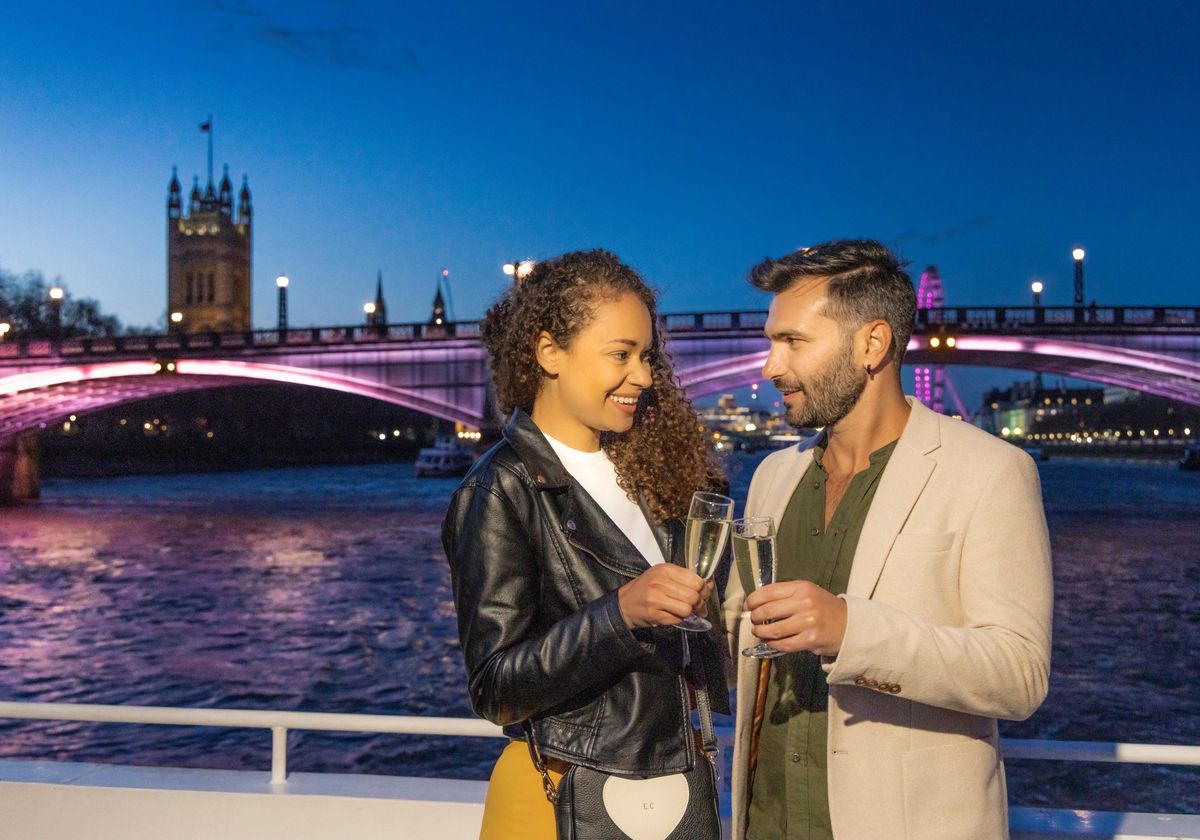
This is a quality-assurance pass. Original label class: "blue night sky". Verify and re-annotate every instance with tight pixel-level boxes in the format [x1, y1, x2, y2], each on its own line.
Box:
[1, 1, 1197, 403]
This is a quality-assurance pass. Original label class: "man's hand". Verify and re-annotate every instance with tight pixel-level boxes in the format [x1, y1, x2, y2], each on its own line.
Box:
[618, 565, 714, 629]
[744, 580, 847, 657]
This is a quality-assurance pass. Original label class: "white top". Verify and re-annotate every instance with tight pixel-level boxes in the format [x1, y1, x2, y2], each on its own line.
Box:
[543, 433, 667, 567]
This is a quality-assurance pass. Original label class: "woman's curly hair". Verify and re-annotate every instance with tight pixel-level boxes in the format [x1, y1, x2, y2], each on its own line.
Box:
[481, 249, 722, 523]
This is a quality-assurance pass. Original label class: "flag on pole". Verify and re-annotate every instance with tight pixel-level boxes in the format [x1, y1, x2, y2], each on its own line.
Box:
[199, 120, 212, 132]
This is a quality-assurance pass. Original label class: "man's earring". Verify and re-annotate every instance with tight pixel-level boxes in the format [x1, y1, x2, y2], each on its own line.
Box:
[865, 364, 875, 381]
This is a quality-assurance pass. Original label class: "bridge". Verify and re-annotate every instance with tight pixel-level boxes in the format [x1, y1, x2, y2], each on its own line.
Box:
[2, 305, 1198, 499]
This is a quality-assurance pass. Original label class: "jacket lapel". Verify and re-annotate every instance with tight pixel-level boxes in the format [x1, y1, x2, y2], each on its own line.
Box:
[846, 398, 941, 599]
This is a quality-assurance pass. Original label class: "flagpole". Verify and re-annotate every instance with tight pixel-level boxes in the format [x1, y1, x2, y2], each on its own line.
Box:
[207, 113, 214, 187]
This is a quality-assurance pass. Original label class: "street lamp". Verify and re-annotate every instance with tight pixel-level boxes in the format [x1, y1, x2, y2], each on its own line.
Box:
[1072, 247, 1085, 306]
[503, 260, 535, 283]
[276, 274, 289, 333]
[0, 322, 9, 341]
[48, 286, 64, 339]
[1030, 280, 1044, 308]
[170, 311, 184, 325]
[364, 301, 376, 325]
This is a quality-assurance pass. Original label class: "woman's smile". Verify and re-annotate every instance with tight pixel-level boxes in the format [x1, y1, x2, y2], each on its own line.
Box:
[608, 392, 641, 414]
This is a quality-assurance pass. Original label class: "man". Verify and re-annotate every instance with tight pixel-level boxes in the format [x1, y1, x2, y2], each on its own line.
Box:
[721, 240, 1052, 840]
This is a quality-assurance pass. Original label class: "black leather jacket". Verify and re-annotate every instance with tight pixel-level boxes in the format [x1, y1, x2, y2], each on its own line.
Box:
[442, 410, 729, 776]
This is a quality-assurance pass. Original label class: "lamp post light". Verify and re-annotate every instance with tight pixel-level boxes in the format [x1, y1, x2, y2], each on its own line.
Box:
[48, 286, 64, 339]
[502, 260, 535, 284]
[170, 311, 184, 326]
[363, 301, 376, 325]
[1030, 280, 1044, 308]
[1072, 247, 1085, 306]
[276, 274, 289, 333]
[0, 322, 10, 341]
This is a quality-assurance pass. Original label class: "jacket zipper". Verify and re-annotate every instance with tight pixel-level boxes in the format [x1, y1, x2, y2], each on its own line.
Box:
[568, 531, 696, 770]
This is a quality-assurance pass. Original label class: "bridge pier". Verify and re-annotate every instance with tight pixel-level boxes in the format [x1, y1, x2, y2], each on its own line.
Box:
[0, 431, 42, 503]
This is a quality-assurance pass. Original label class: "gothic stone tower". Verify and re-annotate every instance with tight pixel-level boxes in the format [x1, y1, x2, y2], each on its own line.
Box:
[166, 165, 252, 332]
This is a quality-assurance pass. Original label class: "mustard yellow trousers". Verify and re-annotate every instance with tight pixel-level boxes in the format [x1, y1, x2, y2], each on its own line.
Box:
[479, 740, 564, 840]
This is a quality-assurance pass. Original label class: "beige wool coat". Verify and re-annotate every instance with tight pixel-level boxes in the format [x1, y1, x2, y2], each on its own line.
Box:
[722, 398, 1053, 840]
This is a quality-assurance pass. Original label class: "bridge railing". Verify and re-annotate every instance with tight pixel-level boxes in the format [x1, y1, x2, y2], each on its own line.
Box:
[915, 305, 1200, 331]
[1, 307, 1197, 362]
[0, 321, 487, 361]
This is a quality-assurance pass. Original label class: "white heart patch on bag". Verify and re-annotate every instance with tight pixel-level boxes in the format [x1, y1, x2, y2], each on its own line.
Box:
[600, 772, 689, 840]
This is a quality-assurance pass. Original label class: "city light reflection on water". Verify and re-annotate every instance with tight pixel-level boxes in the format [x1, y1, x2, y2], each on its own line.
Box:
[1, 456, 1198, 811]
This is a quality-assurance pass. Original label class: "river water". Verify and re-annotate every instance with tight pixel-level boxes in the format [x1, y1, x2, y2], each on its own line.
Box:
[0, 454, 1197, 813]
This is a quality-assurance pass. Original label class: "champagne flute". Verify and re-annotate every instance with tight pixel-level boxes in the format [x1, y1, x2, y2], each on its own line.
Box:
[677, 491, 734, 632]
[734, 515, 786, 659]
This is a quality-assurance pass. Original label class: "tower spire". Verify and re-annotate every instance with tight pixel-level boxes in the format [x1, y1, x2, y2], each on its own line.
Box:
[369, 270, 388, 326]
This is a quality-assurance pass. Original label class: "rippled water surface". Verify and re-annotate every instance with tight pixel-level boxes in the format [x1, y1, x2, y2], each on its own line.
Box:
[1, 455, 1198, 812]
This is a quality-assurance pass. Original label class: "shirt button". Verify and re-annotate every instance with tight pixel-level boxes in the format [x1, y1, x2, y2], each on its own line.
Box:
[812, 482, 820, 489]
[565, 519, 577, 531]
[809, 527, 819, 536]
[790, 753, 801, 763]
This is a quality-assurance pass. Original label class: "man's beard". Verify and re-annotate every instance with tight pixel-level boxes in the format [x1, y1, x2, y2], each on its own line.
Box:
[777, 339, 868, 429]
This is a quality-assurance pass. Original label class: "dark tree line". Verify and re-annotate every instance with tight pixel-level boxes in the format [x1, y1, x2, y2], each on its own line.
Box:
[0, 266, 139, 339]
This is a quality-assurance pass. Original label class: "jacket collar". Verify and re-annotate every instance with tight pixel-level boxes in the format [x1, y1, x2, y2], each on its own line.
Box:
[502, 408, 573, 490]
[502, 408, 661, 576]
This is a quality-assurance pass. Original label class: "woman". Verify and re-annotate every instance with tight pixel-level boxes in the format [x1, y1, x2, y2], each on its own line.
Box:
[442, 249, 728, 839]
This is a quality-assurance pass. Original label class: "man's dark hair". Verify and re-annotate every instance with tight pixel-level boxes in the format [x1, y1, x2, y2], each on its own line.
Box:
[749, 239, 917, 369]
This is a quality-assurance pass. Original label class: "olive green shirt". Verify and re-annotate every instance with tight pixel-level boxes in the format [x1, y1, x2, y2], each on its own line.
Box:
[745, 437, 898, 840]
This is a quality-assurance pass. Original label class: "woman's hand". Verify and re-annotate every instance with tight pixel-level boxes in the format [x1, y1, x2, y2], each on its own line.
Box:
[618, 565, 714, 629]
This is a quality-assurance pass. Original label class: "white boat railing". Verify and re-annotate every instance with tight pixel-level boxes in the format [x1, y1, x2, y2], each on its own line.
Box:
[3, 701, 1199, 837]
[5, 701, 1200, 774]
[0, 701, 504, 784]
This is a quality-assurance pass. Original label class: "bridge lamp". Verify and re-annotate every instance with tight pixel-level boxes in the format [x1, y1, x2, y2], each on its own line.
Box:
[0, 322, 9, 341]
[503, 260, 536, 283]
[48, 286, 64, 339]
[170, 311, 184, 324]
[1072, 247, 1086, 307]
[929, 336, 941, 349]
[1030, 280, 1044, 307]
[946, 336, 957, 348]
[363, 301, 376, 326]
[276, 275, 289, 333]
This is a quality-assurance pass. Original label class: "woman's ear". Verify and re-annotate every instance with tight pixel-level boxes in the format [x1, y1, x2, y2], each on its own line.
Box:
[534, 330, 562, 376]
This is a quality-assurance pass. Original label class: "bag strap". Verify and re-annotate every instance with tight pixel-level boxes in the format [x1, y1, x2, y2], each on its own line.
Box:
[523, 720, 560, 803]
[686, 637, 720, 773]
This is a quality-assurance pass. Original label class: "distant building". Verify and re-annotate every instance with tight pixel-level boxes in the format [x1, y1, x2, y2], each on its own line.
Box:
[976, 376, 1104, 436]
[166, 165, 252, 333]
[697, 393, 797, 450]
[368, 270, 388, 328]
[429, 284, 446, 326]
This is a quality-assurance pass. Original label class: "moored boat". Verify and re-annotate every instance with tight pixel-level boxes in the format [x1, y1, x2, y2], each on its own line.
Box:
[413, 435, 474, 478]
[1181, 442, 1200, 471]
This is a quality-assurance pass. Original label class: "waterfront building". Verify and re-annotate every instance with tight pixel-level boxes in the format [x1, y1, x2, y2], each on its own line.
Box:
[166, 166, 253, 333]
[698, 393, 793, 450]
[976, 376, 1104, 437]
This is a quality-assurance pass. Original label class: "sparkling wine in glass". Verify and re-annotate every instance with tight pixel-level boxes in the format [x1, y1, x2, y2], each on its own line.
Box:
[678, 491, 734, 632]
[734, 515, 786, 659]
